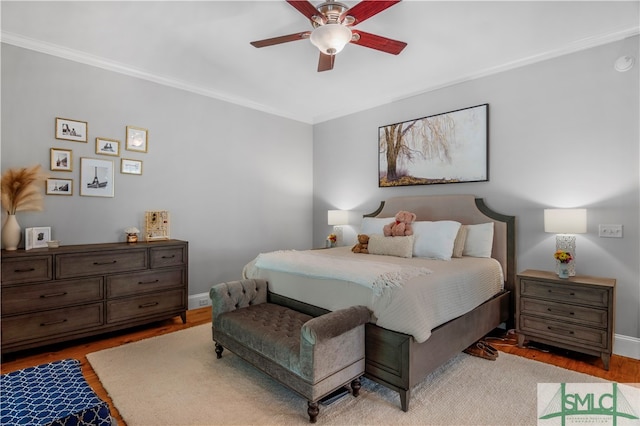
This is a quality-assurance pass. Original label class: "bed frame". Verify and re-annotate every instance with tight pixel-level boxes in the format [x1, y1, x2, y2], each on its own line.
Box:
[270, 194, 516, 411]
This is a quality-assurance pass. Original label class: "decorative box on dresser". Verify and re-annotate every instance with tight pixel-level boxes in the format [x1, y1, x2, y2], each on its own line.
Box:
[1, 239, 188, 354]
[516, 269, 615, 370]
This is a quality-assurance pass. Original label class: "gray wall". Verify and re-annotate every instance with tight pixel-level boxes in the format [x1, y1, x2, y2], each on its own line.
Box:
[1, 44, 314, 296]
[312, 36, 640, 342]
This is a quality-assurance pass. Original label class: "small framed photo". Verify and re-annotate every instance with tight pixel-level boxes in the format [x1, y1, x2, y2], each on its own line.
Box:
[80, 157, 114, 197]
[46, 178, 73, 195]
[25, 226, 51, 250]
[96, 137, 120, 156]
[55, 117, 87, 142]
[121, 158, 143, 175]
[50, 148, 73, 172]
[126, 126, 148, 153]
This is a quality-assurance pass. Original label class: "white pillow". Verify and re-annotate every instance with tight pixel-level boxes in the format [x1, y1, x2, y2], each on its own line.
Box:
[367, 234, 414, 258]
[462, 222, 494, 258]
[412, 221, 462, 260]
[360, 217, 391, 236]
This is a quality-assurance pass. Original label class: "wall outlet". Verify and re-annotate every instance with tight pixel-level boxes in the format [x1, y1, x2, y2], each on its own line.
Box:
[198, 298, 210, 307]
[598, 224, 623, 238]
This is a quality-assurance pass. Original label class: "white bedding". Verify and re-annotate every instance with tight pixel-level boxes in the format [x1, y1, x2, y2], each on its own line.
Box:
[243, 246, 504, 343]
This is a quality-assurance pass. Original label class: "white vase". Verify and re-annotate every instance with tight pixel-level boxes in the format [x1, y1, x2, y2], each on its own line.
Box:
[2, 214, 21, 251]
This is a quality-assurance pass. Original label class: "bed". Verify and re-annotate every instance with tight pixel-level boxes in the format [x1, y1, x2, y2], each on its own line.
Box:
[244, 194, 516, 411]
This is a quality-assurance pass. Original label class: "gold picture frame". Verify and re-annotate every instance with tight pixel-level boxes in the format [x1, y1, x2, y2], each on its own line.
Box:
[55, 117, 87, 142]
[96, 137, 120, 156]
[121, 158, 143, 175]
[50, 148, 73, 172]
[126, 126, 148, 153]
[46, 178, 73, 195]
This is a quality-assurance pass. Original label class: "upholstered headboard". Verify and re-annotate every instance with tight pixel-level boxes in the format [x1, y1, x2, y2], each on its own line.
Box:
[365, 194, 516, 295]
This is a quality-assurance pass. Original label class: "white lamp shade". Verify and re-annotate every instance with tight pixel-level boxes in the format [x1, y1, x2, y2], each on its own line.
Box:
[328, 210, 350, 226]
[544, 209, 587, 234]
[310, 24, 352, 55]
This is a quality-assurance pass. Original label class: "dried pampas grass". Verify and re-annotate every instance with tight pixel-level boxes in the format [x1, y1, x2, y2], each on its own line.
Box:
[1, 165, 48, 215]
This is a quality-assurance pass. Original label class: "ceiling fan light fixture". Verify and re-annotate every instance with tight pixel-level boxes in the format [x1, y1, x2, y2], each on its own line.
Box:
[310, 24, 352, 55]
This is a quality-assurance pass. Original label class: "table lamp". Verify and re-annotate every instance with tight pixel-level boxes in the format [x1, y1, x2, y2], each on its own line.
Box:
[328, 210, 350, 246]
[544, 208, 587, 277]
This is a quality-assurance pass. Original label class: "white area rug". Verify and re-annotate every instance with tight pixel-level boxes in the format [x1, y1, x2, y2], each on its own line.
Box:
[87, 324, 607, 425]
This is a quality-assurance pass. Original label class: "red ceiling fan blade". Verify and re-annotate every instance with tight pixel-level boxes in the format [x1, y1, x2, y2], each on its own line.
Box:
[317, 52, 335, 72]
[351, 30, 407, 55]
[250, 31, 311, 48]
[286, 0, 322, 21]
[342, 0, 401, 25]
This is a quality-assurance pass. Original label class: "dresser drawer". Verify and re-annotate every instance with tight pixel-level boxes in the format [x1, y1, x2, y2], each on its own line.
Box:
[1, 277, 104, 315]
[1, 256, 52, 285]
[520, 298, 607, 328]
[150, 245, 186, 269]
[520, 279, 609, 307]
[106, 268, 185, 298]
[106, 289, 185, 323]
[56, 249, 147, 279]
[520, 315, 608, 349]
[1, 303, 104, 345]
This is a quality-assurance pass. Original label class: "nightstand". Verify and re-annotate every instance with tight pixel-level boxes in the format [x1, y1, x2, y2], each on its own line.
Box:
[516, 269, 616, 370]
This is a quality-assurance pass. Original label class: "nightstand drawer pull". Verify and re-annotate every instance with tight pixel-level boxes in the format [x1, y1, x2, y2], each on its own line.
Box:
[547, 307, 574, 315]
[547, 326, 574, 335]
[94, 260, 117, 265]
[40, 292, 68, 298]
[41, 319, 67, 326]
[139, 301, 159, 308]
[14, 267, 36, 273]
[547, 289, 575, 296]
[138, 279, 160, 285]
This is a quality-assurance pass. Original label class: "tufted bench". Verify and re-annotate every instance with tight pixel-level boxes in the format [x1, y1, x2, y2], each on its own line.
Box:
[210, 278, 370, 423]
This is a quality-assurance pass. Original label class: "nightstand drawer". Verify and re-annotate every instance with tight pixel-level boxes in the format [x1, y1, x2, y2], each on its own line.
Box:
[1, 303, 104, 344]
[520, 315, 608, 349]
[520, 298, 607, 328]
[1, 256, 53, 285]
[56, 249, 147, 278]
[1, 277, 104, 315]
[520, 279, 609, 307]
[106, 269, 185, 298]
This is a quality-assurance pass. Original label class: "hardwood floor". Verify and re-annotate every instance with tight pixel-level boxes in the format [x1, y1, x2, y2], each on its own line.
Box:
[2, 307, 638, 426]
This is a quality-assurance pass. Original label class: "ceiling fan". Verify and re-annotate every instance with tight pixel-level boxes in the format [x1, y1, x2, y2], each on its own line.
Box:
[250, 0, 407, 72]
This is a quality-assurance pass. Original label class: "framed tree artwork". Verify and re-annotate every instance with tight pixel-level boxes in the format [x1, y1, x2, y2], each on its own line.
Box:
[378, 104, 488, 187]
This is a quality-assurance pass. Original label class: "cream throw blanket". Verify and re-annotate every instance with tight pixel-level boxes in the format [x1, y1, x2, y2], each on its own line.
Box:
[253, 250, 431, 295]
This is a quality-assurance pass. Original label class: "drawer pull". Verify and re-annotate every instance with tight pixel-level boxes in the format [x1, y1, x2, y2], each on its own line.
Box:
[138, 279, 160, 285]
[161, 255, 176, 259]
[547, 326, 574, 335]
[40, 292, 68, 298]
[547, 308, 575, 315]
[41, 319, 67, 326]
[547, 289, 576, 296]
[139, 302, 159, 308]
[14, 267, 36, 273]
[94, 260, 117, 265]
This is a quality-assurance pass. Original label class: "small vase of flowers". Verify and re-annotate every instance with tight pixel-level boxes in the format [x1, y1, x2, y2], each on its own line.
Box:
[327, 233, 337, 248]
[554, 250, 572, 279]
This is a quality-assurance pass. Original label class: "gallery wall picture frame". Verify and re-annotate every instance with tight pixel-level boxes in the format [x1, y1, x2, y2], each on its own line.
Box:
[378, 103, 489, 187]
[55, 117, 88, 142]
[25, 226, 51, 250]
[121, 158, 143, 175]
[80, 157, 114, 197]
[96, 137, 120, 156]
[126, 126, 148, 153]
[46, 178, 73, 196]
[50, 148, 73, 172]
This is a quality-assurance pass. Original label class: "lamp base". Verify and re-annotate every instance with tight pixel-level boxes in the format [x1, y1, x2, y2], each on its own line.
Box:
[556, 234, 576, 276]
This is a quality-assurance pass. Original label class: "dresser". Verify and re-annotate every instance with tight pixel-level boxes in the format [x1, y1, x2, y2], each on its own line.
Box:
[516, 269, 615, 370]
[1, 240, 188, 354]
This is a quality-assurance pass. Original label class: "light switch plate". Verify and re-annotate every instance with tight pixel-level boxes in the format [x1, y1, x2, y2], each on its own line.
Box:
[598, 224, 623, 238]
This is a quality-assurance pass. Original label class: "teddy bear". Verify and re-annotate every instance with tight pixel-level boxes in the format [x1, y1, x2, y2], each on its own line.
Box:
[383, 210, 417, 237]
[351, 234, 370, 254]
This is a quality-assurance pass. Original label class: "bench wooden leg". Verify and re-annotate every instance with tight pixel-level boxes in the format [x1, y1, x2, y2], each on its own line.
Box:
[307, 401, 319, 423]
[215, 343, 224, 359]
[351, 378, 362, 397]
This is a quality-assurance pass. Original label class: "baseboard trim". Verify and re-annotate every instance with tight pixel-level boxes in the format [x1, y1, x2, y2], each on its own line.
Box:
[614, 334, 640, 360]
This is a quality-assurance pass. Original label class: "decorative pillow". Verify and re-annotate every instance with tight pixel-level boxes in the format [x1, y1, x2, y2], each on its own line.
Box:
[462, 222, 494, 258]
[452, 225, 468, 258]
[360, 217, 391, 236]
[412, 221, 462, 260]
[367, 234, 414, 258]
